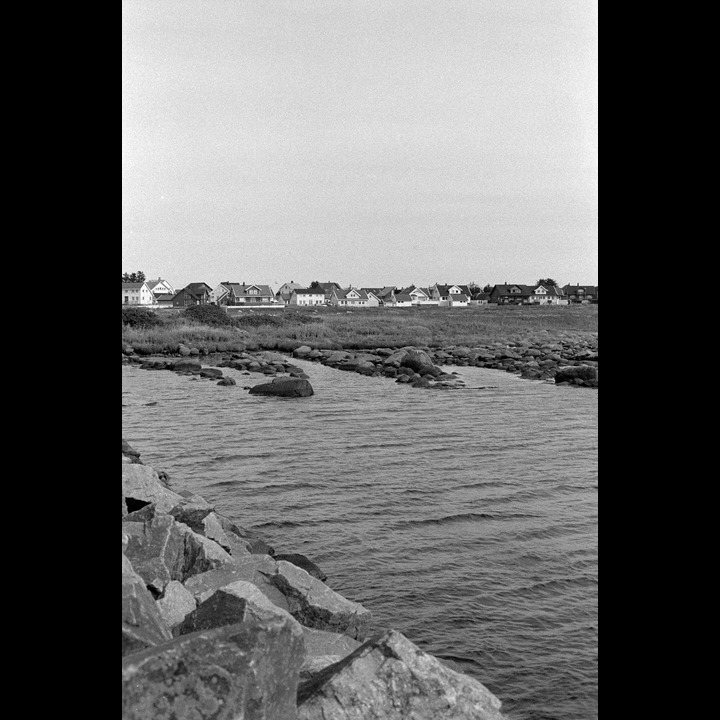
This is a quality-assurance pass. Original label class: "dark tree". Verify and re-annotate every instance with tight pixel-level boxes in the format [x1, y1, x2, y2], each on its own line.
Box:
[122, 271, 146, 283]
[310, 280, 320, 289]
[537, 278, 558, 287]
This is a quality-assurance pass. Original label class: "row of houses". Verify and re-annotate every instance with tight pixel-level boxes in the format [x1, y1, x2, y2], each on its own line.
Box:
[122, 278, 598, 309]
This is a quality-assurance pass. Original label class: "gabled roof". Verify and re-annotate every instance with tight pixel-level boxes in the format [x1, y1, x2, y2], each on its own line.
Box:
[279, 281, 305, 290]
[294, 287, 325, 295]
[122, 282, 147, 290]
[394, 293, 413, 302]
[184, 282, 212, 295]
[435, 284, 471, 296]
[226, 283, 274, 297]
[334, 287, 370, 300]
[154, 293, 174, 301]
[450, 293, 468, 302]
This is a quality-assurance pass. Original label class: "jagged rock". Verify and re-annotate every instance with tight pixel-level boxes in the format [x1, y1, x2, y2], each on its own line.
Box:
[249, 378, 314, 397]
[274, 553, 327, 581]
[122, 463, 185, 514]
[169, 502, 255, 558]
[155, 580, 197, 630]
[123, 513, 234, 594]
[177, 579, 301, 637]
[183, 555, 290, 613]
[122, 553, 172, 656]
[122, 612, 305, 720]
[215, 515, 275, 556]
[297, 629, 505, 720]
[268, 560, 372, 640]
[300, 627, 362, 677]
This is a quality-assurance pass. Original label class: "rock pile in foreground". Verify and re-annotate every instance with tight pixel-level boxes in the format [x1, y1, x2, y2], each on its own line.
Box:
[122, 439, 507, 719]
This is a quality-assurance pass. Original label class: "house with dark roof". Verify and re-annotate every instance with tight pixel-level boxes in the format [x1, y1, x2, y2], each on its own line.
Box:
[328, 287, 377, 307]
[223, 283, 276, 306]
[361, 286, 396, 306]
[405, 286, 437, 306]
[172, 282, 213, 307]
[431, 283, 473, 307]
[313, 282, 342, 303]
[562, 284, 598, 303]
[489, 284, 566, 305]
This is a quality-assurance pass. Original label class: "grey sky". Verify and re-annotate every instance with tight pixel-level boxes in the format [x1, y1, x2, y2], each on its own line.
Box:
[122, 0, 597, 290]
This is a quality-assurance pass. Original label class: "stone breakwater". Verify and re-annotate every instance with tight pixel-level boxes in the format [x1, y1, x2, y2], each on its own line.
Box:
[122, 439, 508, 719]
[122, 333, 597, 390]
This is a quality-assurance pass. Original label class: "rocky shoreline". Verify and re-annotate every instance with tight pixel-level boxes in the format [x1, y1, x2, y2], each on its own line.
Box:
[122, 439, 507, 719]
[122, 334, 598, 390]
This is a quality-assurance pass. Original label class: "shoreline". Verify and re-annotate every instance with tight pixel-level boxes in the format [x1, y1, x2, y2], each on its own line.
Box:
[122, 438, 508, 718]
[122, 334, 598, 389]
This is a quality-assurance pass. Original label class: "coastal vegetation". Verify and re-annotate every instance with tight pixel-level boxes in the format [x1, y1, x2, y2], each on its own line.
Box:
[122, 304, 598, 356]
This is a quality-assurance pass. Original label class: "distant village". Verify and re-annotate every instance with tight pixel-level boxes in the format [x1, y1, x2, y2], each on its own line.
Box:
[122, 276, 598, 310]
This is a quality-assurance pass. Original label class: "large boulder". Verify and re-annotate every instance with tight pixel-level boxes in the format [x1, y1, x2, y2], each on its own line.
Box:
[297, 629, 505, 720]
[182, 555, 290, 613]
[300, 627, 362, 678]
[249, 377, 314, 398]
[267, 560, 372, 640]
[122, 463, 185, 514]
[177, 579, 300, 637]
[122, 553, 173, 656]
[123, 513, 234, 594]
[122, 611, 305, 720]
[273, 553, 327, 582]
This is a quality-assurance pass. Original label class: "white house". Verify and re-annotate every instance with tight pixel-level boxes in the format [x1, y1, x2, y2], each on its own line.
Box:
[147, 278, 175, 297]
[407, 286, 438, 306]
[122, 281, 155, 306]
[329, 287, 377, 307]
[289, 288, 325, 306]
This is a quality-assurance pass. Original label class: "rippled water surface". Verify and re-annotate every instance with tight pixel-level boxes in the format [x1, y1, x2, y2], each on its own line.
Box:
[122, 358, 598, 720]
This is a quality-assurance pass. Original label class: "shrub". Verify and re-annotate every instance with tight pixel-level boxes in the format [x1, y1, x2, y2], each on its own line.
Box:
[182, 304, 234, 326]
[122, 306, 162, 328]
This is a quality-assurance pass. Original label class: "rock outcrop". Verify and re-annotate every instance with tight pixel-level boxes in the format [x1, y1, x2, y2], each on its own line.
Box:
[120, 438, 507, 718]
[248, 377, 314, 397]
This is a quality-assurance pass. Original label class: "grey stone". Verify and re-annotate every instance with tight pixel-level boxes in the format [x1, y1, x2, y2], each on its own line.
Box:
[297, 629, 505, 720]
[122, 613, 305, 720]
[122, 553, 173, 656]
[249, 378, 314, 397]
[268, 560, 372, 640]
[122, 463, 185, 514]
[155, 580, 197, 630]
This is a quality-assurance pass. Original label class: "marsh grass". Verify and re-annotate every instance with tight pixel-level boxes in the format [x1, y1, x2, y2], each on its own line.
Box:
[122, 304, 598, 354]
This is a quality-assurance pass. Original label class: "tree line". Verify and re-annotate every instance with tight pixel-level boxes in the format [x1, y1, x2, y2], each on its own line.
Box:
[122, 271, 146, 283]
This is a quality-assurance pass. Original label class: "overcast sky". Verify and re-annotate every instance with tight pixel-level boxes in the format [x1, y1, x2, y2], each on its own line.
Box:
[122, 0, 597, 291]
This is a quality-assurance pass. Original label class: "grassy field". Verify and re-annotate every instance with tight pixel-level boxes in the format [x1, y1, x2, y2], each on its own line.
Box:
[122, 304, 598, 355]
